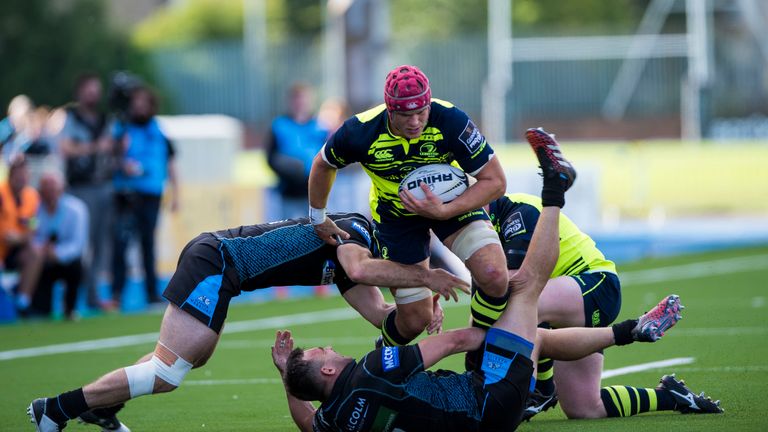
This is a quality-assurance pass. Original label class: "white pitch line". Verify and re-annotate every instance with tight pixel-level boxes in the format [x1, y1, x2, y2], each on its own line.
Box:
[1, 253, 765, 361]
[601, 357, 695, 379]
[620, 254, 768, 285]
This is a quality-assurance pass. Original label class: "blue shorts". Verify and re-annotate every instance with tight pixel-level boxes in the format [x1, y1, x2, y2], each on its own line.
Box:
[373, 209, 490, 265]
[472, 328, 535, 431]
[570, 271, 622, 328]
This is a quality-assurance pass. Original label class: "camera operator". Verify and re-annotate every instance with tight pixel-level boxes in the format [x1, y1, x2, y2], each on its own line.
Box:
[57, 73, 114, 312]
[110, 85, 179, 309]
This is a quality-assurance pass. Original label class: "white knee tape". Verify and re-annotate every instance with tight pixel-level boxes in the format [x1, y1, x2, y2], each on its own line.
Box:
[124, 354, 193, 398]
[393, 287, 432, 305]
[450, 221, 501, 262]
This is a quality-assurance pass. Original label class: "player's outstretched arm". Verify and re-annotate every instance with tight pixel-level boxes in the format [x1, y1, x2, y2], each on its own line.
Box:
[309, 154, 349, 245]
[417, 327, 486, 369]
[272, 331, 315, 432]
[337, 243, 470, 301]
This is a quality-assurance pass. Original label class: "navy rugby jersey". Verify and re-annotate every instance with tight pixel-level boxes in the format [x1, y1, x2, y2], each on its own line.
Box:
[313, 345, 483, 432]
[488, 193, 616, 276]
[213, 213, 375, 292]
[321, 100, 495, 222]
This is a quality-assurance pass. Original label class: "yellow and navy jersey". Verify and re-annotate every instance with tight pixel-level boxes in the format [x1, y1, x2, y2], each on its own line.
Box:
[488, 193, 617, 277]
[321, 99, 495, 222]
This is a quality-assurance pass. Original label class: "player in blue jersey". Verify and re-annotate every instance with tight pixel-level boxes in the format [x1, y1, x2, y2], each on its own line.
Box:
[27, 213, 469, 432]
[309, 65, 510, 349]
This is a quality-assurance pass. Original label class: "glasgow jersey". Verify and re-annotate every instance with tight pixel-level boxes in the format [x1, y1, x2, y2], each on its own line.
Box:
[488, 193, 616, 276]
[214, 213, 375, 292]
[321, 100, 495, 222]
[314, 345, 483, 432]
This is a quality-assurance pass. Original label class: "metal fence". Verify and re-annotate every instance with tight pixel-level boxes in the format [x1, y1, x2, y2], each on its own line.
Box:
[148, 33, 765, 139]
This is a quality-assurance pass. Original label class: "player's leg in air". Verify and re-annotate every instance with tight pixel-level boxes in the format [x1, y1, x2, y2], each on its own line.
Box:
[470, 127, 574, 430]
[28, 235, 232, 432]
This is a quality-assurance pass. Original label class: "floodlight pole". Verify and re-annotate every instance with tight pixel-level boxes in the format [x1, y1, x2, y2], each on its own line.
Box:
[243, 0, 268, 123]
[483, 0, 512, 144]
[324, 0, 353, 102]
[682, 0, 712, 141]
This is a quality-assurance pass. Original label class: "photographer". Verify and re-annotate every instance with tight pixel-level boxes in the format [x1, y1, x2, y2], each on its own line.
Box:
[29, 170, 88, 320]
[57, 73, 113, 311]
[110, 85, 178, 309]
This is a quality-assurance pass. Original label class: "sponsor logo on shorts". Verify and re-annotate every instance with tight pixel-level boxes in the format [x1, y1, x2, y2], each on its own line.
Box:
[592, 310, 601, 327]
[503, 211, 526, 240]
[346, 397, 368, 431]
[189, 295, 213, 316]
[321, 260, 336, 285]
[457, 210, 484, 222]
[458, 120, 485, 154]
[351, 222, 373, 247]
[382, 346, 400, 371]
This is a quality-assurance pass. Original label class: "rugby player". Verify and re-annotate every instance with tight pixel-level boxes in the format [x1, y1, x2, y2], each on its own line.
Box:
[488, 192, 723, 419]
[271, 141, 714, 431]
[309, 65, 511, 347]
[27, 213, 469, 432]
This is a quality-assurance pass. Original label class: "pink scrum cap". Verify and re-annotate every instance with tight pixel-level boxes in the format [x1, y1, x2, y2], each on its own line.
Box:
[384, 65, 431, 112]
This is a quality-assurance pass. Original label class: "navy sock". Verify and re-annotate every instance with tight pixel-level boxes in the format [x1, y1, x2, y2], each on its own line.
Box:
[45, 388, 89, 423]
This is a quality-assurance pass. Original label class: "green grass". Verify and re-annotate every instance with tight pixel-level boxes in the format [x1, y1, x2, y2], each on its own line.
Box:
[2, 246, 768, 431]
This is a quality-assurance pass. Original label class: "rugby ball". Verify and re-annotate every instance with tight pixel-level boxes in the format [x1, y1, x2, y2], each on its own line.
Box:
[398, 164, 469, 203]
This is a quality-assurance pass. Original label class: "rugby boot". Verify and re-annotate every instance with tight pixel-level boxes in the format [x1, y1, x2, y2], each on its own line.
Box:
[525, 127, 577, 192]
[78, 404, 131, 432]
[658, 374, 723, 414]
[522, 388, 559, 422]
[632, 294, 683, 342]
[27, 398, 66, 432]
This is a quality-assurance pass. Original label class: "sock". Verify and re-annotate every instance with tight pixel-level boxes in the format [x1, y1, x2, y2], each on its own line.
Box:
[541, 186, 565, 208]
[611, 318, 639, 346]
[45, 388, 89, 424]
[380, 310, 412, 346]
[600, 386, 677, 417]
[470, 289, 509, 330]
[535, 358, 555, 395]
[90, 403, 125, 418]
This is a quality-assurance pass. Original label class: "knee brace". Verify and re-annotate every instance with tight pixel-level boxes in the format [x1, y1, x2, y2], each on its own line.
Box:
[393, 287, 432, 305]
[450, 221, 501, 262]
[124, 345, 193, 398]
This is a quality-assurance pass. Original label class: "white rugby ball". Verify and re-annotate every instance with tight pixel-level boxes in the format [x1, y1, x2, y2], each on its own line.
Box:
[398, 164, 469, 203]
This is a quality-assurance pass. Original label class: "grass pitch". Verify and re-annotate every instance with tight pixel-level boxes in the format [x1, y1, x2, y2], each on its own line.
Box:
[2, 246, 767, 431]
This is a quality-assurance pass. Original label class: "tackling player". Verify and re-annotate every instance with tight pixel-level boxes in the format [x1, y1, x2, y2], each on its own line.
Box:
[488, 188, 722, 419]
[27, 213, 469, 432]
[310, 65, 511, 348]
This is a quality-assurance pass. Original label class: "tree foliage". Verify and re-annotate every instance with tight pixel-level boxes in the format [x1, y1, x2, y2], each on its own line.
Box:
[0, 0, 150, 109]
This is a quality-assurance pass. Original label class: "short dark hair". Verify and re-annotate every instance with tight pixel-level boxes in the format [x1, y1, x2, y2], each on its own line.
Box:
[284, 348, 326, 401]
[74, 72, 101, 93]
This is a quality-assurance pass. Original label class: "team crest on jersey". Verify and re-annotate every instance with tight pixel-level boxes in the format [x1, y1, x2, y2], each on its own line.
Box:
[503, 211, 526, 240]
[458, 120, 484, 153]
[382, 346, 400, 371]
[419, 142, 439, 157]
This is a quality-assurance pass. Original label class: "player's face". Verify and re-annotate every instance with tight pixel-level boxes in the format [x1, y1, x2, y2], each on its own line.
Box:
[389, 106, 430, 140]
[304, 346, 347, 364]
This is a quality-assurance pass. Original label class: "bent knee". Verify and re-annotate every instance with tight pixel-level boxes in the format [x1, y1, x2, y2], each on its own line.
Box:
[472, 265, 508, 296]
[560, 399, 606, 419]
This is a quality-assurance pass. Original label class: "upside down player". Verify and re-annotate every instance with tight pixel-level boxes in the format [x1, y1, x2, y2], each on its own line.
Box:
[27, 213, 470, 432]
[309, 65, 511, 348]
[488, 184, 723, 419]
[270, 137, 708, 432]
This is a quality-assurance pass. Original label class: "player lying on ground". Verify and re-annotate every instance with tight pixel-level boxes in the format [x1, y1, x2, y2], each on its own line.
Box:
[27, 213, 469, 432]
[488, 190, 723, 419]
[271, 297, 693, 432]
[271, 147, 719, 431]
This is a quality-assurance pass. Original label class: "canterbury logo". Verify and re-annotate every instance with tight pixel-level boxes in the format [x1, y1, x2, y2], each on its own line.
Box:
[374, 149, 393, 159]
